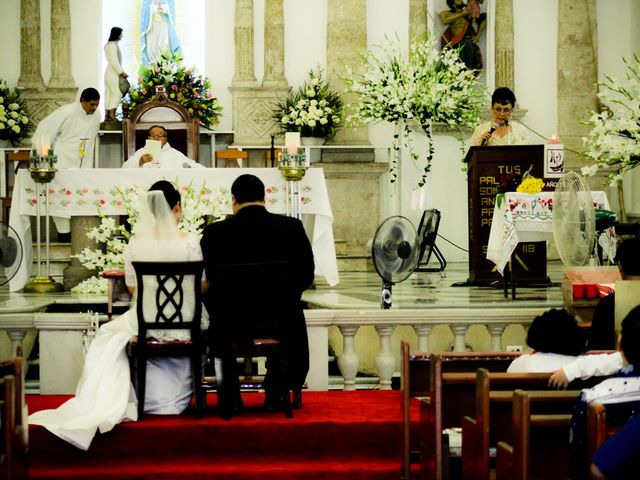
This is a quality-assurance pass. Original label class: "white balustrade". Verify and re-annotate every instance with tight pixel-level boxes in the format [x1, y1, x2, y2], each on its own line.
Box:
[374, 325, 396, 390]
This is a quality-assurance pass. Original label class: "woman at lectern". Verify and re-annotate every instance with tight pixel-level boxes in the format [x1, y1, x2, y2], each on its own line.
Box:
[469, 87, 528, 146]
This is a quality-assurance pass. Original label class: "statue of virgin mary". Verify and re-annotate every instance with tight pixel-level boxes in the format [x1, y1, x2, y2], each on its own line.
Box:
[140, 0, 182, 65]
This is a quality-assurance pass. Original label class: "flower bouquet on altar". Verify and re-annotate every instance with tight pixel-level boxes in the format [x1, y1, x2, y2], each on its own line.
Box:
[343, 36, 484, 187]
[273, 67, 344, 143]
[581, 54, 640, 185]
[121, 52, 223, 129]
[71, 181, 227, 295]
[0, 80, 32, 147]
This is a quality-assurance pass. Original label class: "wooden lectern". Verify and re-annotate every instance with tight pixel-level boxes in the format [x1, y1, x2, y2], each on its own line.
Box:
[465, 145, 550, 285]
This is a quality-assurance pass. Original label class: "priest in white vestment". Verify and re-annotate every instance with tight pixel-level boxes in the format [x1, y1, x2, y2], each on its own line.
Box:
[121, 125, 203, 169]
[31, 87, 101, 235]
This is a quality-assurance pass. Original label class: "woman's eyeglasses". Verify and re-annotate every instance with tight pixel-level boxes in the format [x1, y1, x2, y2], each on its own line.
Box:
[493, 106, 512, 114]
[148, 133, 167, 139]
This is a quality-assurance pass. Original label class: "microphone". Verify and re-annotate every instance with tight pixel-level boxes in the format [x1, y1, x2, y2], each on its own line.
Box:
[481, 122, 499, 145]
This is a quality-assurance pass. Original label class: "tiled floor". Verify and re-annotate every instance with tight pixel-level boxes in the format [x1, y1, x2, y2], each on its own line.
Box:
[303, 260, 566, 310]
[0, 260, 567, 313]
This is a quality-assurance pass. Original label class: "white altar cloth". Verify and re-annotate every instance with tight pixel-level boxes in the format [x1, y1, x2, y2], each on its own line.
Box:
[487, 191, 609, 274]
[9, 168, 339, 291]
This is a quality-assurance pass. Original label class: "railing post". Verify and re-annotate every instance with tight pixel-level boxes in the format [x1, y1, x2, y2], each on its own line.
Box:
[414, 324, 434, 352]
[487, 324, 507, 351]
[337, 325, 360, 391]
[374, 325, 395, 390]
[450, 324, 470, 352]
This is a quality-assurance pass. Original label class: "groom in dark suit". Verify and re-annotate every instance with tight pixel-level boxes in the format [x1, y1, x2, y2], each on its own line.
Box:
[201, 174, 315, 417]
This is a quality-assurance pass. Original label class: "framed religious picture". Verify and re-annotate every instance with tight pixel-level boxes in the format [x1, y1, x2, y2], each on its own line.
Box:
[544, 143, 565, 178]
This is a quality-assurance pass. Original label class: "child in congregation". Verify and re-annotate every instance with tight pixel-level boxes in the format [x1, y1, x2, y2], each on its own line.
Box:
[507, 308, 586, 373]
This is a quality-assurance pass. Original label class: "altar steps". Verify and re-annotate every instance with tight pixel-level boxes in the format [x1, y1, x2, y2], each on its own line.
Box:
[29, 241, 70, 281]
[334, 238, 373, 272]
[27, 390, 403, 480]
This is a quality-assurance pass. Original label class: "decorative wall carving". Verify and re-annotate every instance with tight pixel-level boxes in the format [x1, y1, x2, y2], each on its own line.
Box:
[230, 0, 288, 145]
[17, 0, 44, 90]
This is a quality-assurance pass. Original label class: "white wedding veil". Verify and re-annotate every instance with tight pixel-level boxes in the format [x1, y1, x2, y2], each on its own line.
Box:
[128, 190, 188, 262]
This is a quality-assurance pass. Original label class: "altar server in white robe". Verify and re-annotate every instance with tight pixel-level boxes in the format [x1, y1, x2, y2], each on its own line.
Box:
[29, 181, 208, 451]
[121, 124, 204, 168]
[31, 87, 101, 236]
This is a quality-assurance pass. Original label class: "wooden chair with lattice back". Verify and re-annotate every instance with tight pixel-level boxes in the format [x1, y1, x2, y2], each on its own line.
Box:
[215, 148, 248, 168]
[128, 260, 206, 419]
[122, 90, 200, 164]
[210, 260, 294, 418]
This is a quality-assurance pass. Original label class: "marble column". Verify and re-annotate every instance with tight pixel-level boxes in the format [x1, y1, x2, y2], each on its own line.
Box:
[17, 0, 45, 90]
[232, 0, 258, 86]
[409, 0, 428, 43]
[263, 0, 287, 88]
[48, 0, 75, 89]
[557, 0, 598, 170]
[494, 0, 515, 92]
[18, 0, 76, 127]
[62, 216, 101, 290]
[230, 0, 288, 145]
[326, 0, 369, 145]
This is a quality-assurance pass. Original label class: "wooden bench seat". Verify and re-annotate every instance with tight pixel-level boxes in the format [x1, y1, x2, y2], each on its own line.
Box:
[496, 389, 575, 480]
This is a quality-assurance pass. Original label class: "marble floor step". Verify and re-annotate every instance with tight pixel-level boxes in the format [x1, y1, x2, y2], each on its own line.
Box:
[31, 242, 71, 261]
[336, 255, 374, 272]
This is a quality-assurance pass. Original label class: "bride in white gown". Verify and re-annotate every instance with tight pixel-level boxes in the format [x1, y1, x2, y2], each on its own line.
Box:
[29, 181, 208, 450]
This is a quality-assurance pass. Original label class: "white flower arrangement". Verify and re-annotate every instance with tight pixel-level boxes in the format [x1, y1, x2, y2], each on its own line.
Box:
[581, 54, 640, 185]
[274, 68, 344, 139]
[0, 80, 32, 146]
[71, 181, 226, 295]
[343, 37, 484, 186]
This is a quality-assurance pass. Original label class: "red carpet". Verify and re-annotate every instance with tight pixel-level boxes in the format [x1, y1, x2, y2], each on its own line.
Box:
[27, 390, 406, 479]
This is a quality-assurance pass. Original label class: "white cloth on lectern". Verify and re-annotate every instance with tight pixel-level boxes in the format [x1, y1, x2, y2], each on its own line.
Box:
[121, 142, 203, 168]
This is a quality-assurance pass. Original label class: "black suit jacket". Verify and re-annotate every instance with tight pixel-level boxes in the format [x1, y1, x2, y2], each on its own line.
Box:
[200, 205, 315, 388]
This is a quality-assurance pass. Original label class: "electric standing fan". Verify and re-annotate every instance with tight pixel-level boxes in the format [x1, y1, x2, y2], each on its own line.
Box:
[371, 216, 420, 309]
[552, 171, 596, 266]
[414, 209, 447, 272]
[0, 224, 23, 287]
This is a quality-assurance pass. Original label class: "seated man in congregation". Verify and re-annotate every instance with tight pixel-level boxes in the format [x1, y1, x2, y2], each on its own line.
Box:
[122, 124, 203, 168]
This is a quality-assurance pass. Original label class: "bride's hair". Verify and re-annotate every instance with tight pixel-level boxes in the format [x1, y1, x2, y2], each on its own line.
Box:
[149, 180, 181, 210]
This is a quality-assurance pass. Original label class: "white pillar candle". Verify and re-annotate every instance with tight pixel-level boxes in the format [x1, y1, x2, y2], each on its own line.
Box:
[285, 132, 301, 155]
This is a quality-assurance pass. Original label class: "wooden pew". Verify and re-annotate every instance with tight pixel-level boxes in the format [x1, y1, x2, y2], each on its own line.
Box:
[496, 389, 574, 480]
[401, 341, 521, 479]
[462, 368, 581, 480]
[0, 355, 26, 480]
[418, 364, 561, 480]
[586, 400, 640, 479]
[0, 375, 16, 480]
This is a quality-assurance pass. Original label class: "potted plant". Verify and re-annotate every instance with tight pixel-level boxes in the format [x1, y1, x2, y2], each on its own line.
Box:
[274, 67, 344, 145]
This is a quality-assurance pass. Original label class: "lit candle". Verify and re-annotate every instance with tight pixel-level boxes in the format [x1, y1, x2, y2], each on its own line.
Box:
[285, 132, 301, 156]
[548, 134, 561, 144]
